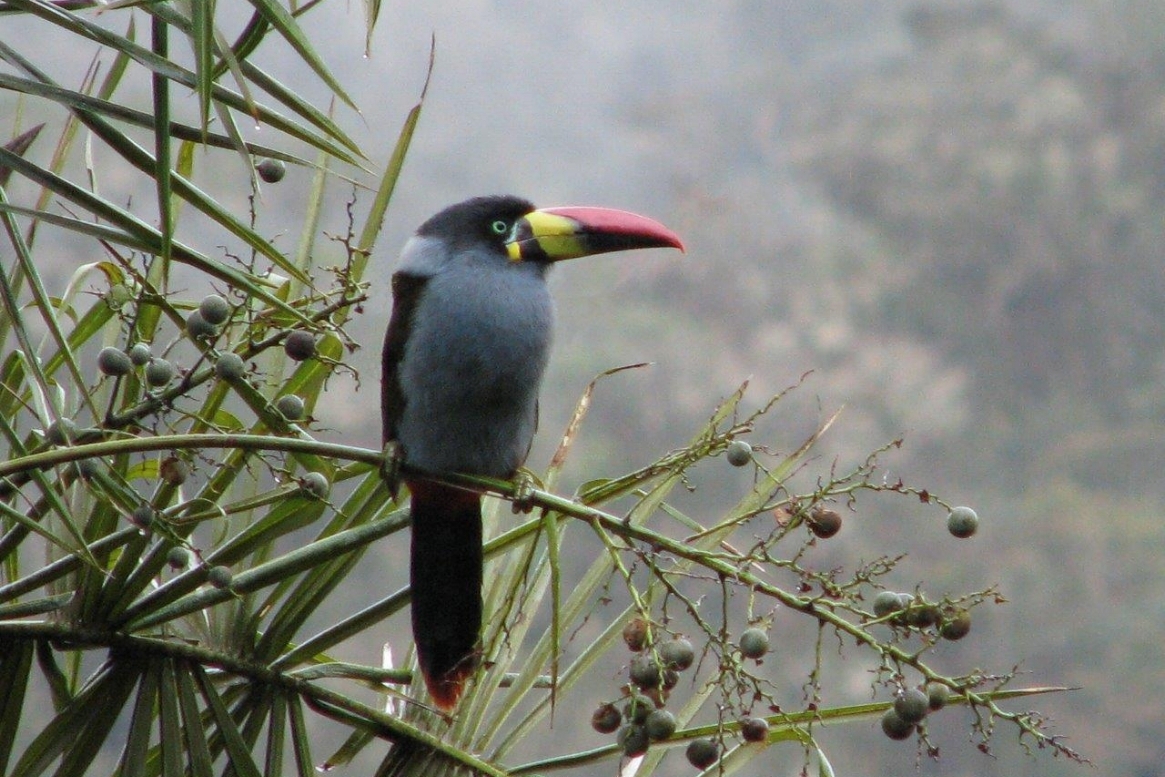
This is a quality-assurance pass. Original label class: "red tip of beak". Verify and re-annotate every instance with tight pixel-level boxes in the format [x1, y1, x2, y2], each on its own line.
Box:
[542, 206, 685, 253]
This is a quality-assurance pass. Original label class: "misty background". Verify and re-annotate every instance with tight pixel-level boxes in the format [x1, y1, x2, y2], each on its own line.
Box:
[5, 0, 1162, 774]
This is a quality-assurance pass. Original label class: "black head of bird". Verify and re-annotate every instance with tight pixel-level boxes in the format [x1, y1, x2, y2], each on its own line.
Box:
[381, 195, 682, 710]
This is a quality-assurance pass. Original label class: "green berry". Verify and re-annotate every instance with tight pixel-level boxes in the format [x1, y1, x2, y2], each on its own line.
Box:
[255, 158, 286, 183]
[300, 471, 329, 499]
[214, 352, 246, 381]
[128, 342, 152, 366]
[145, 358, 175, 388]
[106, 283, 133, 309]
[925, 682, 949, 711]
[947, 506, 979, 538]
[72, 458, 100, 480]
[591, 703, 621, 734]
[198, 294, 231, 326]
[872, 590, 904, 618]
[129, 505, 155, 530]
[660, 637, 695, 671]
[623, 694, 654, 725]
[629, 654, 662, 689]
[725, 439, 752, 467]
[623, 618, 649, 651]
[97, 346, 133, 376]
[894, 688, 929, 724]
[881, 708, 915, 740]
[939, 609, 972, 641]
[686, 738, 720, 769]
[807, 507, 842, 538]
[45, 418, 77, 446]
[738, 627, 769, 660]
[617, 725, 649, 758]
[644, 709, 676, 741]
[166, 546, 190, 570]
[740, 716, 769, 742]
[283, 330, 317, 361]
[275, 394, 305, 421]
[185, 309, 217, 340]
[207, 565, 234, 589]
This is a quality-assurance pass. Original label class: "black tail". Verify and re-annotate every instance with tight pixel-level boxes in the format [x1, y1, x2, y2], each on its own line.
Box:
[407, 480, 483, 710]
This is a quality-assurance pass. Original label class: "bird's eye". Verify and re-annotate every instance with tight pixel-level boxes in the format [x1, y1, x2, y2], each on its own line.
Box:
[490, 220, 509, 236]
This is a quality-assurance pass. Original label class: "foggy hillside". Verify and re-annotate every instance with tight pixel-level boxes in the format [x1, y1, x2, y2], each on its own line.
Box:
[2, 0, 1162, 775]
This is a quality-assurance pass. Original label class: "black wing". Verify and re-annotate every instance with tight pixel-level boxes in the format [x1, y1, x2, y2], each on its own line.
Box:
[381, 272, 429, 448]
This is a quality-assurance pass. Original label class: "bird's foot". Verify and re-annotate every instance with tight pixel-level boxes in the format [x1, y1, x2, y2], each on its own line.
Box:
[380, 441, 404, 499]
[511, 470, 540, 514]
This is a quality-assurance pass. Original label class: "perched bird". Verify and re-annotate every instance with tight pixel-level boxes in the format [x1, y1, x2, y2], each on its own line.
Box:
[381, 195, 683, 710]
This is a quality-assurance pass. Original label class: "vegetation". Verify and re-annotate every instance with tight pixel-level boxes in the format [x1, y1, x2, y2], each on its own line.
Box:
[0, 1, 1097, 775]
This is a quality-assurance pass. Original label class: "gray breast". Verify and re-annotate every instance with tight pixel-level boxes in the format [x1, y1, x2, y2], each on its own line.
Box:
[396, 263, 554, 477]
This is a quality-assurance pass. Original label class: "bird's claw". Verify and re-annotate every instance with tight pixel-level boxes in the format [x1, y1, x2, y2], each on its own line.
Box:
[511, 471, 538, 514]
[380, 441, 404, 499]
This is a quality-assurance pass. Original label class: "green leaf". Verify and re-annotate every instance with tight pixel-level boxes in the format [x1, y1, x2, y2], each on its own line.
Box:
[240, 0, 358, 113]
[34, 641, 71, 711]
[0, 122, 42, 188]
[355, 37, 434, 268]
[0, 594, 70, 619]
[253, 476, 394, 661]
[175, 664, 215, 777]
[0, 72, 315, 166]
[188, 0, 215, 135]
[234, 58, 365, 162]
[72, 101, 312, 286]
[220, 10, 268, 74]
[192, 665, 263, 777]
[816, 745, 836, 777]
[157, 659, 185, 777]
[0, 19, 362, 164]
[141, 2, 365, 162]
[264, 692, 287, 777]
[208, 489, 327, 563]
[11, 658, 143, 777]
[0, 639, 33, 774]
[0, 195, 304, 324]
[488, 600, 634, 761]
[116, 658, 159, 777]
[286, 696, 315, 777]
[150, 13, 173, 271]
[0, 183, 101, 422]
[0, 487, 91, 559]
[272, 585, 410, 671]
[122, 509, 402, 632]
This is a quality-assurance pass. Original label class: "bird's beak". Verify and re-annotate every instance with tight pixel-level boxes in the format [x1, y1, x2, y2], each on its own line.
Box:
[505, 206, 684, 262]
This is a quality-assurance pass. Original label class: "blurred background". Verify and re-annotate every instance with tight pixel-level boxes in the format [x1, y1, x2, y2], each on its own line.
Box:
[5, 0, 1163, 774]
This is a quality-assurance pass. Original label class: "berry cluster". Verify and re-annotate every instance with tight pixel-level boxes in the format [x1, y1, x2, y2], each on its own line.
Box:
[870, 589, 973, 641]
[87, 290, 321, 433]
[592, 618, 783, 769]
[75, 286, 337, 598]
[881, 682, 950, 741]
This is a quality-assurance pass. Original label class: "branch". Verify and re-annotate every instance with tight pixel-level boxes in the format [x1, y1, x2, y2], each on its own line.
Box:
[0, 620, 510, 777]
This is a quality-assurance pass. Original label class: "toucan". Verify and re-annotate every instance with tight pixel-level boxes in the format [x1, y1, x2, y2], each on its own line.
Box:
[381, 195, 683, 710]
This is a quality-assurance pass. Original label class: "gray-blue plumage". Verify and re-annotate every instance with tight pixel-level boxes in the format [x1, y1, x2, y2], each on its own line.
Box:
[391, 233, 553, 477]
[381, 194, 681, 709]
